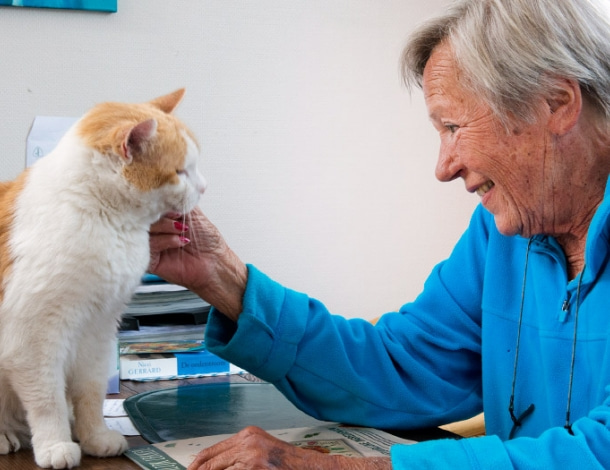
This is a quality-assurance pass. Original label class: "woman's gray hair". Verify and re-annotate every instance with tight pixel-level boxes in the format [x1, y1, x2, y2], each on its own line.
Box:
[402, 0, 610, 127]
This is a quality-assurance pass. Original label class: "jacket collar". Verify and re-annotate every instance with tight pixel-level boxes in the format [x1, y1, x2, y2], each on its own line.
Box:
[583, 174, 610, 280]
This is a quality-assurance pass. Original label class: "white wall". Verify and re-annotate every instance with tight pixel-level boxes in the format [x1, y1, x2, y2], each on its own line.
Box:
[0, 0, 477, 319]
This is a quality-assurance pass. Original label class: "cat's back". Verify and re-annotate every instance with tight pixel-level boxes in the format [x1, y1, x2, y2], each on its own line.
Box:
[0, 172, 28, 211]
[0, 172, 29, 290]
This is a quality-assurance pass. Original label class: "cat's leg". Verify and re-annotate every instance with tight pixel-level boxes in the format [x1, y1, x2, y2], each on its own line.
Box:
[9, 369, 81, 469]
[0, 374, 30, 454]
[0, 432, 20, 455]
[2, 330, 82, 469]
[70, 339, 128, 457]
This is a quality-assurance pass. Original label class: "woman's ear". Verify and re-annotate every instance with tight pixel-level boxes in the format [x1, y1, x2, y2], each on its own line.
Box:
[547, 78, 582, 135]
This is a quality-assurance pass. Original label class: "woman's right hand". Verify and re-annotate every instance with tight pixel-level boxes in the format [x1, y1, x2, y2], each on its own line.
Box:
[149, 206, 248, 321]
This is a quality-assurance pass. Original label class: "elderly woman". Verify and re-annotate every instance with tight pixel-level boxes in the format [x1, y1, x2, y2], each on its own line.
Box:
[149, 0, 610, 468]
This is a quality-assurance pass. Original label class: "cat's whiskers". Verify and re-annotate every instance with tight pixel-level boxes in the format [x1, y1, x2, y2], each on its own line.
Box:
[178, 199, 192, 277]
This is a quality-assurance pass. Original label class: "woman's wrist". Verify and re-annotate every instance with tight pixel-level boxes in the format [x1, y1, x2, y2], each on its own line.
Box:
[193, 251, 248, 322]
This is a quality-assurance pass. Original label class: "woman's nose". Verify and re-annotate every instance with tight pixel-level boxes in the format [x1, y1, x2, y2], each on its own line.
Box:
[435, 145, 462, 182]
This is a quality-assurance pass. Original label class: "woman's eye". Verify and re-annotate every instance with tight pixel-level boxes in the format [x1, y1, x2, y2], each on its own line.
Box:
[445, 124, 459, 134]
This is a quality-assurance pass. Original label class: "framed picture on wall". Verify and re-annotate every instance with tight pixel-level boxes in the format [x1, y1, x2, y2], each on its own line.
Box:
[0, 0, 116, 12]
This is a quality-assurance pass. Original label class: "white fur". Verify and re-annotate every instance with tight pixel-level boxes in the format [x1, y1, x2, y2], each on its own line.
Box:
[0, 123, 204, 468]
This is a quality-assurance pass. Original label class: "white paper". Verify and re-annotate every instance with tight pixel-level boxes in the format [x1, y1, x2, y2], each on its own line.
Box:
[105, 417, 141, 436]
[103, 399, 127, 417]
[135, 283, 188, 294]
[26, 116, 78, 167]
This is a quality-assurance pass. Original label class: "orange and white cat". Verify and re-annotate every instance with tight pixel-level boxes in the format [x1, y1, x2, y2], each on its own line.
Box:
[0, 89, 205, 468]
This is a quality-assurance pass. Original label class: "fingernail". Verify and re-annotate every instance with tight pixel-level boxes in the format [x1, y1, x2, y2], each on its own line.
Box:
[174, 221, 189, 232]
[179, 236, 191, 245]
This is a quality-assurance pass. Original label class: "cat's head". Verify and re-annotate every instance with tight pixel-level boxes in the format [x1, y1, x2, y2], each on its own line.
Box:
[76, 88, 206, 218]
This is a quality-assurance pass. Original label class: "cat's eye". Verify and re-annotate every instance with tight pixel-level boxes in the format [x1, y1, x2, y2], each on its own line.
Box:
[176, 169, 186, 175]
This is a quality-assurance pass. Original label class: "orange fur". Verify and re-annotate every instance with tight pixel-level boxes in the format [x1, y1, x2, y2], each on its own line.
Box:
[77, 88, 197, 192]
[0, 171, 28, 302]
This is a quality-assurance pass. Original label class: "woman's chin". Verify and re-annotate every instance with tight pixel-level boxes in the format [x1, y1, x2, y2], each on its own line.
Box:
[492, 215, 523, 238]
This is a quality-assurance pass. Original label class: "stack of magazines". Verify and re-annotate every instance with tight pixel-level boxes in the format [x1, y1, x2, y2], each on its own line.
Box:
[118, 274, 210, 343]
[116, 275, 240, 382]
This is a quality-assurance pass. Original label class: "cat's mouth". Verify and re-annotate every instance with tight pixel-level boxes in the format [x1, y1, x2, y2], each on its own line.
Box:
[476, 181, 495, 197]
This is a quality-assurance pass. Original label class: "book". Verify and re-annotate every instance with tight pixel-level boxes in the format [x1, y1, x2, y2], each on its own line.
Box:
[124, 289, 210, 318]
[119, 349, 243, 381]
[125, 424, 416, 469]
[119, 275, 211, 334]
[120, 340, 207, 355]
[117, 323, 206, 343]
[125, 276, 211, 320]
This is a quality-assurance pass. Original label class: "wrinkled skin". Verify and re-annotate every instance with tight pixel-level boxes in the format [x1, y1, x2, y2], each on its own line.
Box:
[185, 426, 391, 470]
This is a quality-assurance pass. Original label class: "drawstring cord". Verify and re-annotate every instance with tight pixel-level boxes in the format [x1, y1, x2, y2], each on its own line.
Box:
[508, 238, 535, 439]
[564, 264, 585, 435]
[508, 237, 583, 438]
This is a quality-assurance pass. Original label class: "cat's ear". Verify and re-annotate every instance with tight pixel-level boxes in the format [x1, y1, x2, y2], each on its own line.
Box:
[121, 119, 158, 164]
[149, 88, 185, 114]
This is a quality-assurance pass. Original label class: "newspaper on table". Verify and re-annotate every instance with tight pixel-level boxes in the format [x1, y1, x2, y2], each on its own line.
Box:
[125, 424, 416, 469]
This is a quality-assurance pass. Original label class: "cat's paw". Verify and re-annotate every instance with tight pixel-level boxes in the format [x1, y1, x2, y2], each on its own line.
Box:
[80, 428, 128, 457]
[34, 441, 81, 469]
[0, 431, 22, 454]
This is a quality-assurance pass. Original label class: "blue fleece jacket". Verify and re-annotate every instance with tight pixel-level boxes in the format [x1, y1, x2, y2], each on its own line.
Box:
[205, 183, 610, 468]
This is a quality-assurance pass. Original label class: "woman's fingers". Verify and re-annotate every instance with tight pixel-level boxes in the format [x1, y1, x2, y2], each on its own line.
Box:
[149, 215, 186, 234]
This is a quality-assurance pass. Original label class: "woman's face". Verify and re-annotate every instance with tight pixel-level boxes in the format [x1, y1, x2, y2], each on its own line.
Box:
[422, 42, 573, 238]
